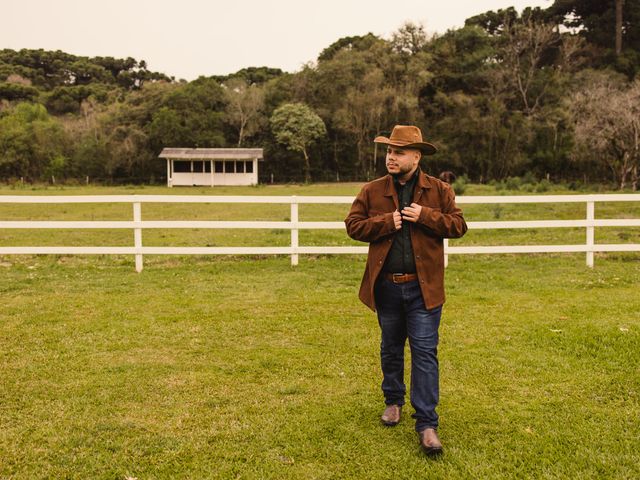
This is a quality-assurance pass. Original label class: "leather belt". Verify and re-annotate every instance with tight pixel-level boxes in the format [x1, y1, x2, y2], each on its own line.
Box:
[384, 273, 418, 284]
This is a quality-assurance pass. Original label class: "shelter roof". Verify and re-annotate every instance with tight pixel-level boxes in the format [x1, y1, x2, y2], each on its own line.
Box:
[159, 148, 263, 160]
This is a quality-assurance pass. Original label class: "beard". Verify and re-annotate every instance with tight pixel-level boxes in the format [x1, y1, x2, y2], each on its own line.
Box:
[387, 163, 415, 178]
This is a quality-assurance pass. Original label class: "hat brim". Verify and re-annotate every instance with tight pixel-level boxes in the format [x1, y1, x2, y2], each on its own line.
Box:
[374, 136, 437, 155]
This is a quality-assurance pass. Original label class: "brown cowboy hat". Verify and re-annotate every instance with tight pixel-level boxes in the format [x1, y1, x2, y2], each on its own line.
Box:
[374, 125, 437, 155]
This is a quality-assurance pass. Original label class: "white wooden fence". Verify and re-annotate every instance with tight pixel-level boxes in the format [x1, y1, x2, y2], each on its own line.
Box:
[0, 194, 639, 271]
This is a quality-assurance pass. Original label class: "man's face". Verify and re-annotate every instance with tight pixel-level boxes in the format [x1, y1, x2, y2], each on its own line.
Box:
[385, 146, 421, 177]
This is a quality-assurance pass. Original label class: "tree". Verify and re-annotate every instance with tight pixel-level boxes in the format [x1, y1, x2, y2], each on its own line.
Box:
[223, 77, 265, 147]
[569, 71, 640, 190]
[270, 103, 326, 182]
[0, 82, 38, 101]
[547, 0, 640, 76]
[498, 19, 558, 116]
[617, 0, 625, 55]
[211, 66, 284, 85]
[484, 10, 584, 117]
[0, 103, 68, 180]
[391, 21, 429, 71]
[317, 33, 381, 62]
[148, 107, 188, 150]
[423, 21, 559, 181]
[309, 31, 424, 180]
[105, 123, 149, 179]
[0, 49, 170, 90]
[334, 69, 395, 179]
[145, 78, 227, 153]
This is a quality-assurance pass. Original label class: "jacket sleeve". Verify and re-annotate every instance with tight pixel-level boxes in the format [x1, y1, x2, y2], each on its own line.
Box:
[344, 188, 397, 243]
[416, 184, 467, 239]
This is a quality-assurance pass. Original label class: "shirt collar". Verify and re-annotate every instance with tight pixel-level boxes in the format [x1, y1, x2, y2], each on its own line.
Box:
[393, 167, 421, 189]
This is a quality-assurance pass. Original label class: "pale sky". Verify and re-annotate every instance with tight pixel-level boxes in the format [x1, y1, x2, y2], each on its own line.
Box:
[4, 0, 552, 81]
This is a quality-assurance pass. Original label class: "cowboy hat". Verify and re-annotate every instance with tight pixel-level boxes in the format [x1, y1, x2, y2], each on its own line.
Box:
[374, 125, 437, 155]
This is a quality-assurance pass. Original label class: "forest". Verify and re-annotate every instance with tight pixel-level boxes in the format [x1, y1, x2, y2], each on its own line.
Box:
[1, 0, 639, 189]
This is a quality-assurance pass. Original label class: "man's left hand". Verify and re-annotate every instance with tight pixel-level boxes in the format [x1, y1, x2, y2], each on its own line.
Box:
[401, 203, 422, 223]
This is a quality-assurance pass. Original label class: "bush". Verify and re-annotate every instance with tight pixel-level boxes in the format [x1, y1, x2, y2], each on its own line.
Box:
[521, 171, 537, 185]
[567, 181, 583, 191]
[535, 179, 552, 192]
[452, 175, 468, 195]
[505, 176, 522, 190]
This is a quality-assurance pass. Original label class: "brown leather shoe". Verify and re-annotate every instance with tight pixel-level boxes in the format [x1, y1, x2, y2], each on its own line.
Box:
[418, 428, 443, 457]
[380, 404, 402, 426]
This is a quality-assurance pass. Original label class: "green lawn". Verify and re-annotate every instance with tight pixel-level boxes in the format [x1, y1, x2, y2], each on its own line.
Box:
[1, 184, 639, 479]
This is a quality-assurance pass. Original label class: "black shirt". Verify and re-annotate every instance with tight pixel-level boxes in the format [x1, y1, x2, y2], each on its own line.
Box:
[382, 168, 420, 274]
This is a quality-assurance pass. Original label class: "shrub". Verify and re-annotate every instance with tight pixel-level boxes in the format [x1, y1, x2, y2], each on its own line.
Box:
[452, 175, 467, 195]
[494, 181, 506, 191]
[521, 171, 537, 185]
[505, 176, 522, 190]
[535, 179, 552, 192]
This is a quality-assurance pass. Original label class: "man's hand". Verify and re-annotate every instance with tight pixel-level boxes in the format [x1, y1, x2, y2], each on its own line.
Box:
[393, 210, 402, 230]
[401, 203, 422, 223]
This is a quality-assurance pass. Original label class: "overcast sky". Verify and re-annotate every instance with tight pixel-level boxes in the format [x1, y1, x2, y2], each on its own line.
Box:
[4, 0, 552, 80]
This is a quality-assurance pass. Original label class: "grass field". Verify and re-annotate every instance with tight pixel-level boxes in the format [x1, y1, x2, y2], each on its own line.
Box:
[1, 184, 639, 479]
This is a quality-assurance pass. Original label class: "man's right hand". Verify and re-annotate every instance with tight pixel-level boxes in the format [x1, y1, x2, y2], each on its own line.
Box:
[393, 210, 402, 230]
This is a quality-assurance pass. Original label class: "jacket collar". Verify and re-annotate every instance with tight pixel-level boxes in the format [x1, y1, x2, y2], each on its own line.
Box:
[417, 169, 431, 189]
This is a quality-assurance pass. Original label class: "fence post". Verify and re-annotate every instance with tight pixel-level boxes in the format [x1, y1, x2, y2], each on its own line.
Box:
[586, 200, 595, 268]
[444, 238, 449, 268]
[291, 196, 299, 266]
[133, 201, 143, 272]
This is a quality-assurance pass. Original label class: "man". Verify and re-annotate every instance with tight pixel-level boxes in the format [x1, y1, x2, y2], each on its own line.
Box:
[344, 125, 467, 457]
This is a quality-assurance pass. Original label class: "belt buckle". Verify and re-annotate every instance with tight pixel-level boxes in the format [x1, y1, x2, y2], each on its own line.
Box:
[392, 273, 404, 283]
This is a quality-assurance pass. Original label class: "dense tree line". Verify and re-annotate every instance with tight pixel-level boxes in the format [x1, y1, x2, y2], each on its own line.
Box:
[1, 0, 639, 188]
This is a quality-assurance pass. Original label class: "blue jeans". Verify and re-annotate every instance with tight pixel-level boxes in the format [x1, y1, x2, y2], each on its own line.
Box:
[374, 277, 442, 432]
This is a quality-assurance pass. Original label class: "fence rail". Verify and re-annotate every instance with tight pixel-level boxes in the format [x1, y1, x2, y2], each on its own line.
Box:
[1, 194, 639, 271]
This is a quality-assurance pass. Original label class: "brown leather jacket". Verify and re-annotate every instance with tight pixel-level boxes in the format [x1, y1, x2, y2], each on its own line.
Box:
[345, 171, 467, 311]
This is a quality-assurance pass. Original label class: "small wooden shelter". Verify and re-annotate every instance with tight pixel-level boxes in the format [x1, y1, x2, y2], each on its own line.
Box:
[159, 148, 263, 187]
